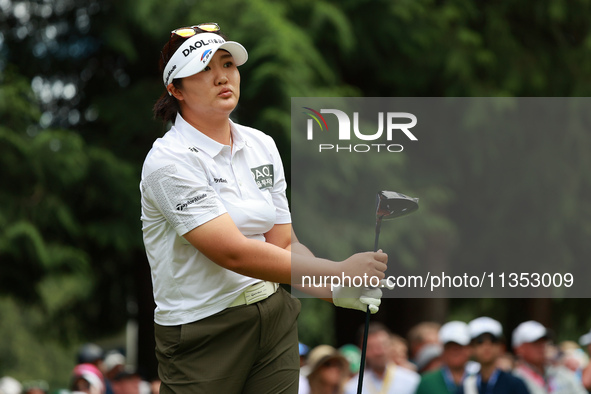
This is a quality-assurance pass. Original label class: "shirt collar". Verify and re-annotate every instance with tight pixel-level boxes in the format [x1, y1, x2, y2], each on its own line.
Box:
[229, 120, 246, 152]
[173, 113, 246, 157]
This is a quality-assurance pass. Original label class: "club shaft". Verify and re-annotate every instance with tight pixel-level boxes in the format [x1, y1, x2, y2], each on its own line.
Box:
[357, 305, 371, 394]
[357, 217, 383, 394]
[373, 218, 382, 253]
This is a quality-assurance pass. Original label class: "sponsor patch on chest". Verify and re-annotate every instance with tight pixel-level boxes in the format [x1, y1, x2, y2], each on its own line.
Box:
[251, 164, 274, 189]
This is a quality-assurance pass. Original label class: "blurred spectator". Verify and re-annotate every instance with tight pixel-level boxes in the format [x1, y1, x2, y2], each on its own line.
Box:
[558, 341, 587, 378]
[110, 367, 150, 394]
[497, 352, 517, 372]
[389, 334, 417, 371]
[344, 322, 419, 394]
[77, 343, 105, 368]
[103, 351, 126, 381]
[461, 316, 529, 393]
[415, 321, 472, 394]
[0, 376, 22, 394]
[545, 343, 560, 367]
[579, 328, 591, 391]
[300, 345, 349, 394]
[21, 380, 48, 394]
[339, 344, 361, 380]
[414, 343, 443, 374]
[407, 322, 441, 365]
[299, 342, 311, 394]
[76, 343, 113, 394]
[512, 320, 586, 394]
[300, 342, 311, 367]
[149, 379, 160, 394]
[70, 363, 106, 394]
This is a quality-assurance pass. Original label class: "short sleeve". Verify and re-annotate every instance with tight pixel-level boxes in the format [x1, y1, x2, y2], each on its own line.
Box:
[266, 136, 291, 224]
[141, 151, 227, 236]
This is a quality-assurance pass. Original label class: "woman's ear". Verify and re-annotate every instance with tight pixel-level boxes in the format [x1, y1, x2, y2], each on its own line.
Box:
[167, 83, 183, 101]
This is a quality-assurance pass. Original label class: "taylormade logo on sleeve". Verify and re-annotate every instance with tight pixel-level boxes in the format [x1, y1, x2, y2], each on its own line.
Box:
[303, 107, 417, 153]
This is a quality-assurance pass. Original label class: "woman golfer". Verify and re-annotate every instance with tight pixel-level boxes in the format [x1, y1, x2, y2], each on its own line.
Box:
[141, 23, 388, 393]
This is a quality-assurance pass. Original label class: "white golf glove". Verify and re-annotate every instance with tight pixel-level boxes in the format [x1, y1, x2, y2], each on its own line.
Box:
[332, 279, 394, 314]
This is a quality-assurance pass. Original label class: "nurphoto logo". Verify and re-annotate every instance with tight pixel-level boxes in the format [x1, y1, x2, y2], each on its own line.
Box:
[303, 107, 418, 153]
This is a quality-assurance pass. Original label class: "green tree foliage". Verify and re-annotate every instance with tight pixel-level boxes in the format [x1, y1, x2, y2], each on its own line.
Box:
[0, 68, 140, 342]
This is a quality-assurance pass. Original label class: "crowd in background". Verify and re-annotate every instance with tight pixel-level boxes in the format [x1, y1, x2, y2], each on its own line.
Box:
[298, 318, 591, 394]
[2, 318, 591, 394]
[0, 344, 160, 394]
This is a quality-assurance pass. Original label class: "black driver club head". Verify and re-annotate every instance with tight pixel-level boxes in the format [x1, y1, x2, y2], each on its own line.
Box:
[375, 190, 419, 221]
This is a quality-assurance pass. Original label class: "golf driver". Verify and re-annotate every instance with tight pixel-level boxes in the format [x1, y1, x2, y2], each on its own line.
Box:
[357, 190, 419, 394]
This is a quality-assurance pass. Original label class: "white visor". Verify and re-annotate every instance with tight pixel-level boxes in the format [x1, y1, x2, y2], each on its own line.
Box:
[162, 32, 248, 87]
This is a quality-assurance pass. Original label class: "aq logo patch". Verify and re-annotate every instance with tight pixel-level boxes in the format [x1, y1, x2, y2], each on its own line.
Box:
[251, 164, 274, 190]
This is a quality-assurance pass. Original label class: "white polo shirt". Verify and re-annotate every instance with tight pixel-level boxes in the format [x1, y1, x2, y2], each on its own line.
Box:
[140, 113, 291, 326]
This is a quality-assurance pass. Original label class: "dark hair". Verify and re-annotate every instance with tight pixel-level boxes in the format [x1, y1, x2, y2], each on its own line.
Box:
[152, 29, 226, 124]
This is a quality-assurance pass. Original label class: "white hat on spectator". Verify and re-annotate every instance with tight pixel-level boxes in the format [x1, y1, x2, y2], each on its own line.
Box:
[104, 350, 126, 373]
[512, 320, 548, 349]
[300, 345, 348, 377]
[468, 317, 503, 339]
[0, 376, 22, 394]
[439, 321, 471, 346]
[414, 343, 443, 371]
[579, 329, 591, 347]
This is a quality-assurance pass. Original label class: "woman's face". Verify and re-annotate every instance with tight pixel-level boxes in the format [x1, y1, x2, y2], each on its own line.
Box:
[172, 49, 241, 119]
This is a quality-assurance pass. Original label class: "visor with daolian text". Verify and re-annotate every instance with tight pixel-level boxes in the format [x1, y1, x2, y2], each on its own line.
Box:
[162, 32, 248, 87]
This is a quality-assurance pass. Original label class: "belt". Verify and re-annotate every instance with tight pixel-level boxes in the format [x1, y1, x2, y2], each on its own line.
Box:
[228, 281, 279, 307]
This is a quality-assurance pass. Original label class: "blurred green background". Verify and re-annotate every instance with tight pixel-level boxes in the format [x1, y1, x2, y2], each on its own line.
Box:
[2, 0, 591, 388]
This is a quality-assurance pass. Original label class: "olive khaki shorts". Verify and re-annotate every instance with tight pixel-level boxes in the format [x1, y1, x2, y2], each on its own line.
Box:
[155, 287, 301, 394]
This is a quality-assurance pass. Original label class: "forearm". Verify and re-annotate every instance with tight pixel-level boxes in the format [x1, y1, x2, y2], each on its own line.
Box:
[220, 237, 341, 285]
[288, 240, 314, 256]
[268, 224, 338, 288]
[289, 239, 333, 300]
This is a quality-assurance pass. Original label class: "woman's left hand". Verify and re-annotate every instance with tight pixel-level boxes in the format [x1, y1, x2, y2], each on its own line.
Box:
[332, 279, 395, 313]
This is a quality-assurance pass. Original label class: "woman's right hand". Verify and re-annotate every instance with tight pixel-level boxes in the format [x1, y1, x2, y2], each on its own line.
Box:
[331, 250, 390, 313]
[339, 250, 388, 284]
